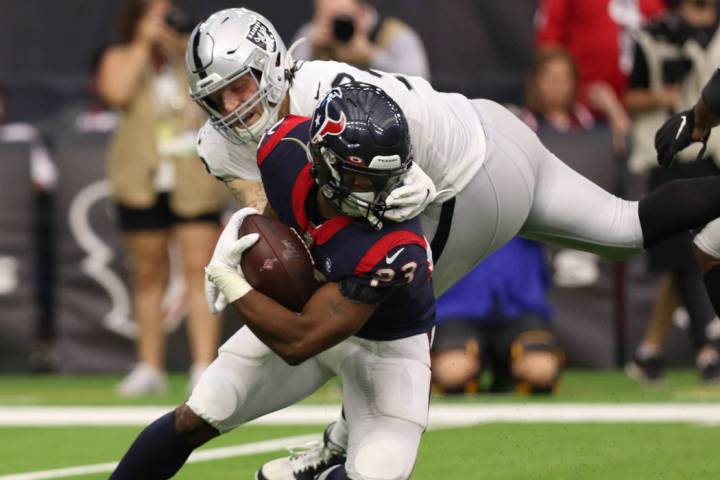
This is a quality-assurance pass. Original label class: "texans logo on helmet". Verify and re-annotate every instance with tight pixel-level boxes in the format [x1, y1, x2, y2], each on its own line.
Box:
[311, 88, 346, 144]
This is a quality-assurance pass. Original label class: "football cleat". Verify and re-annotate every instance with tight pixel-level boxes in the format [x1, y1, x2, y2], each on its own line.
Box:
[256, 423, 346, 480]
[699, 359, 720, 383]
[625, 354, 664, 385]
[697, 348, 720, 384]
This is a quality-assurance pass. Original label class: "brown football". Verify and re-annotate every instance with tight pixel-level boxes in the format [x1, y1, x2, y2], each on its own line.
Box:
[239, 214, 317, 312]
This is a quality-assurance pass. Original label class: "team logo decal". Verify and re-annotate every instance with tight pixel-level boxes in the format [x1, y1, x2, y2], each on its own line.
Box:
[260, 257, 279, 272]
[311, 88, 346, 144]
[246, 20, 276, 52]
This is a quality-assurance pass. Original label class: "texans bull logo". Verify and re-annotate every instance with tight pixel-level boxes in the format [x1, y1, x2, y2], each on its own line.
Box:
[311, 88, 346, 144]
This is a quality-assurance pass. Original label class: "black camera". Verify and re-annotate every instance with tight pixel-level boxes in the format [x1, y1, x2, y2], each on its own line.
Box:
[661, 57, 694, 84]
[333, 15, 355, 43]
[165, 7, 195, 34]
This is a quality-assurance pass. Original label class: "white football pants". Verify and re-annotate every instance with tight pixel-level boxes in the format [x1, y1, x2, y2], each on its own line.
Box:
[423, 99, 646, 295]
[187, 326, 432, 480]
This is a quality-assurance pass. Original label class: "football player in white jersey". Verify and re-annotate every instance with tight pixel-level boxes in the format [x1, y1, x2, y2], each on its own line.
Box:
[185, 8, 720, 480]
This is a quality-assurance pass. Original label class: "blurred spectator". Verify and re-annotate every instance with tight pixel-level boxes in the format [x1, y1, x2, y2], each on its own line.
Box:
[624, 0, 720, 383]
[0, 85, 57, 193]
[535, 0, 666, 150]
[514, 48, 596, 133]
[0, 83, 59, 373]
[432, 238, 563, 395]
[291, 0, 430, 78]
[97, 0, 228, 396]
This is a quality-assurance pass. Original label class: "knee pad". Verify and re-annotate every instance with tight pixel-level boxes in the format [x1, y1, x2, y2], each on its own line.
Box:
[510, 330, 564, 394]
[350, 437, 414, 480]
[186, 368, 243, 431]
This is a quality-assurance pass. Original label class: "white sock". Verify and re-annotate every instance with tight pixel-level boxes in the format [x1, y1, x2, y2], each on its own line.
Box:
[637, 343, 660, 360]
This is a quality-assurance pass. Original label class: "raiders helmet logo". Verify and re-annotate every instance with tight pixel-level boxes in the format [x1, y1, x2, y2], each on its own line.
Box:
[246, 20, 276, 52]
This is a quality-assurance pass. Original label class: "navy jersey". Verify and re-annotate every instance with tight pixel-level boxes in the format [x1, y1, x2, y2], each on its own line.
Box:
[257, 115, 435, 341]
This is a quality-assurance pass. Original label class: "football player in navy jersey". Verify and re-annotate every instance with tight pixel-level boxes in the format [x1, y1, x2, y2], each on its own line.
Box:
[110, 84, 435, 480]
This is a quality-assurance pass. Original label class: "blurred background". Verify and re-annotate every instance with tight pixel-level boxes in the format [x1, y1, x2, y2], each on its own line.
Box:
[0, 0, 535, 123]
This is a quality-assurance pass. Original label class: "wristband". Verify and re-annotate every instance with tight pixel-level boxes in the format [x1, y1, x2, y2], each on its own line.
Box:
[205, 265, 253, 303]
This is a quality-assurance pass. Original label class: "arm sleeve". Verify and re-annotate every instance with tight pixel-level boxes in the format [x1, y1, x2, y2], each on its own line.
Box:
[369, 29, 430, 80]
[535, 0, 569, 46]
[701, 69, 720, 117]
[339, 277, 390, 304]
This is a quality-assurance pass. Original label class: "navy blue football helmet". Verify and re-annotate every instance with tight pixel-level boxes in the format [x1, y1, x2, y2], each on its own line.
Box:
[309, 82, 413, 229]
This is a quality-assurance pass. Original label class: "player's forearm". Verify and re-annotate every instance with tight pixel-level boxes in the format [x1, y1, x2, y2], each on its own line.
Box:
[232, 287, 361, 365]
[696, 70, 720, 139]
[232, 290, 310, 364]
[224, 178, 268, 211]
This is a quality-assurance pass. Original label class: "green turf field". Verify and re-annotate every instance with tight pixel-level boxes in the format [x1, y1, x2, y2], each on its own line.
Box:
[1, 370, 719, 479]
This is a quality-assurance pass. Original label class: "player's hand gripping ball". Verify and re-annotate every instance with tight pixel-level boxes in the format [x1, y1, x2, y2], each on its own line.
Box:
[239, 215, 318, 312]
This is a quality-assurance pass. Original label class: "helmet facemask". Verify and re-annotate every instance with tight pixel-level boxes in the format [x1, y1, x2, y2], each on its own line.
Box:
[308, 82, 414, 229]
[186, 8, 290, 145]
[195, 67, 283, 145]
[311, 143, 409, 230]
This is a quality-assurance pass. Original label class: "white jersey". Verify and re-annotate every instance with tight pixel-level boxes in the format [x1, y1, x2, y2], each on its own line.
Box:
[197, 60, 486, 195]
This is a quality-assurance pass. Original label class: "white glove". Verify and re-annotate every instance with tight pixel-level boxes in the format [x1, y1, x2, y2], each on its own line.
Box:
[204, 207, 260, 314]
[384, 163, 437, 222]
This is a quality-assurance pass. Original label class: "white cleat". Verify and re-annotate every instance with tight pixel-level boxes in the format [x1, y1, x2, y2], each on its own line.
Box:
[256, 423, 346, 480]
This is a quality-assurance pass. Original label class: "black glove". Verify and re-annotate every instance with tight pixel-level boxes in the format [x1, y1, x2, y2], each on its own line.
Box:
[655, 108, 709, 167]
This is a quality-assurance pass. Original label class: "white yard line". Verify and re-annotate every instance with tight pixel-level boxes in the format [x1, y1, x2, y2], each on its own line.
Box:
[0, 405, 342, 427]
[1, 403, 719, 479]
[2, 403, 720, 427]
[0, 434, 320, 480]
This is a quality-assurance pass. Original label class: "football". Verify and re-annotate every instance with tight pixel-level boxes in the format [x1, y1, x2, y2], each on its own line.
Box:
[238, 214, 318, 312]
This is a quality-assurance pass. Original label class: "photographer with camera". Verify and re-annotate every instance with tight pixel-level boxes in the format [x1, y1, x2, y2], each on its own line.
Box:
[624, 0, 720, 384]
[291, 0, 430, 79]
[97, 0, 228, 396]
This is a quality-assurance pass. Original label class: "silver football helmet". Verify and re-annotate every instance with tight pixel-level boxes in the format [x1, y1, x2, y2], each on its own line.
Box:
[185, 8, 290, 144]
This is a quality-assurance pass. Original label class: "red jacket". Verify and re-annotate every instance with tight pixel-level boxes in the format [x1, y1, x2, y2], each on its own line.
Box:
[536, 0, 665, 105]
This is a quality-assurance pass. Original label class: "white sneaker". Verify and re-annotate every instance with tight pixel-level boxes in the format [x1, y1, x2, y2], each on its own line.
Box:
[186, 363, 209, 394]
[256, 423, 346, 480]
[115, 363, 167, 397]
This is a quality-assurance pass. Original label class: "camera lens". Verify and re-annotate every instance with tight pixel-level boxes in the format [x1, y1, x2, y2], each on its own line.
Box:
[333, 15, 355, 43]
